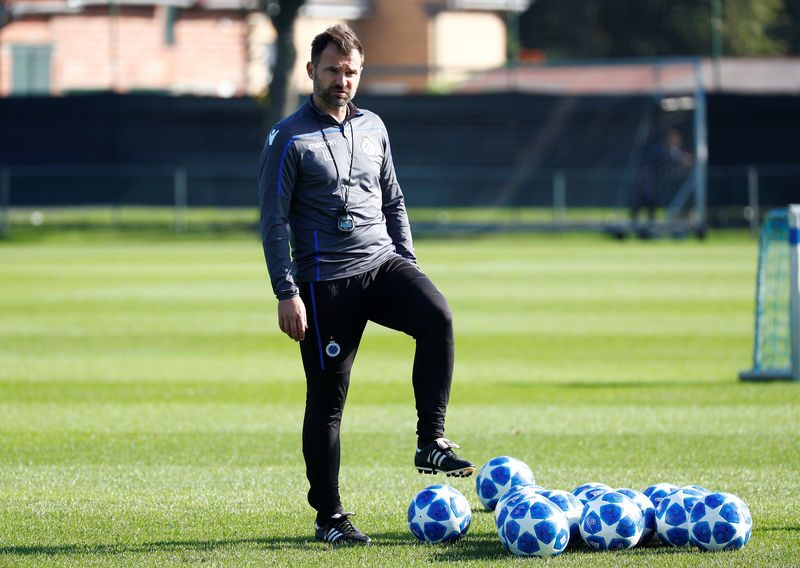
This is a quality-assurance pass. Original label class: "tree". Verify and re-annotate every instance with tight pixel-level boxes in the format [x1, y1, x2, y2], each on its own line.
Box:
[721, 0, 785, 55]
[518, 0, 789, 60]
[0, 0, 9, 27]
[261, 0, 306, 128]
[782, 0, 800, 53]
[0, 0, 10, 97]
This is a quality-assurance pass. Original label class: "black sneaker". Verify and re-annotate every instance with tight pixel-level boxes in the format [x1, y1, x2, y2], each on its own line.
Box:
[415, 437, 475, 477]
[314, 512, 371, 545]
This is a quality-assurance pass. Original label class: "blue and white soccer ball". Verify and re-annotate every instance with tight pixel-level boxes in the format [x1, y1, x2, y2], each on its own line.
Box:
[408, 484, 471, 543]
[572, 482, 612, 505]
[654, 487, 705, 547]
[684, 484, 712, 496]
[689, 492, 753, 552]
[579, 490, 644, 551]
[475, 456, 535, 510]
[494, 483, 545, 523]
[540, 489, 584, 546]
[616, 488, 656, 546]
[496, 493, 570, 557]
[643, 482, 680, 510]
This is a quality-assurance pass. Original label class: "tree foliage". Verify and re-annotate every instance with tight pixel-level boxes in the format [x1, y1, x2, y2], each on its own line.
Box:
[779, 0, 800, 53]
[519, 0, 793, 60]
[723, 0, 785, 55]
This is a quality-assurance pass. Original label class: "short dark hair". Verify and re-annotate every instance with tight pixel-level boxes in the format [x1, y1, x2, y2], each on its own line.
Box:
[310, 24, 364, 67]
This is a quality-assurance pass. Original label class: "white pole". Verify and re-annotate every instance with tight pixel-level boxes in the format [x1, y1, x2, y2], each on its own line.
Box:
[789, 204, 800, 381]
[553, 171, 565, 225]
[693, 60, 708, 235]
[0, 167, 9, 238]
[174, 167, 187, 234]
[747, 167, 759, 237]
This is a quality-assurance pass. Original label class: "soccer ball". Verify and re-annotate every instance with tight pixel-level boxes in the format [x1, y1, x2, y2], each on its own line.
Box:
[475, 456, 535, 510]
[572, 482, 612, 505]
[654, 487, 705, 547]
[579, 490, 644, 551]
[684, 484, 712, 496]
[540, 489, 584, 546]
[496, 493, 570, 557]
[689, 492, 753, 552]
[408, 484, 471, 543]
[616, 488, 656, 546]
[494, 483, 546, 523]
[643, 482, 680, 510]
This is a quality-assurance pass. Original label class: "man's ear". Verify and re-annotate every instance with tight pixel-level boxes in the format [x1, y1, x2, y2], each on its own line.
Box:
[306, 61, 314, 79]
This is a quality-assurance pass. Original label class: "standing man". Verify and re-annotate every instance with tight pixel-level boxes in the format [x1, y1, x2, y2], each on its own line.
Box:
[257, 24, 474, 545]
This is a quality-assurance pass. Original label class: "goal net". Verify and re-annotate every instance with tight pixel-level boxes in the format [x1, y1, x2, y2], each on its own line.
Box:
[378, 58, 708, 237]
[740, 205, 800, 381]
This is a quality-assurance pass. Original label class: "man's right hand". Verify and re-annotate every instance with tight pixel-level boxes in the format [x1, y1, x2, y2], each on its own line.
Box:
[277, 296, 308, 342]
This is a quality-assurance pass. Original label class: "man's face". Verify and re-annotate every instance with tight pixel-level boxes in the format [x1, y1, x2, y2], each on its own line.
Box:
[308, 44, 363, 112]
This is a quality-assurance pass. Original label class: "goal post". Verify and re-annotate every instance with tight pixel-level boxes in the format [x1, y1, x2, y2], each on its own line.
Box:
[739, 205, 800, 382]
[792, 204, 800, 381]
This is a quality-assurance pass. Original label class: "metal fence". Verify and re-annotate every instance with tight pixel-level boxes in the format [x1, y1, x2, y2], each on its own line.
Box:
[2, 163, 797, 238]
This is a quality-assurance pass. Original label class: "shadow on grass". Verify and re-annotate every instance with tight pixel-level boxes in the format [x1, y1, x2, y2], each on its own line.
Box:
[0, 536, 319, 557]
[2, 529, 759, 560]
[0, 531, 469, 558]
[0, 532, 515, 561]
[432, 539, 698, 562]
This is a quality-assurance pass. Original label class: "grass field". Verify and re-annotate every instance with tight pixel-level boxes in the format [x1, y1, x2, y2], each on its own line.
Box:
[1, 229, 799, 567]
[1, 204, 674, 238]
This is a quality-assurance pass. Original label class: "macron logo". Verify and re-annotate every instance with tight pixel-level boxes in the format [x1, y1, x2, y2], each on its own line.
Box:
[268, 128, 279, 146]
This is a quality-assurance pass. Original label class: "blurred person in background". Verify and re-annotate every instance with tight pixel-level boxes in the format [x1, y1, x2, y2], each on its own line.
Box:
[257, 24, 474, 546]
[631, 127, 694, 234]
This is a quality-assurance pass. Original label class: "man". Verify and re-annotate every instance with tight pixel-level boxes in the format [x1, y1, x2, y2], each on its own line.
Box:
[257, 24, 474, 545]
[632, 128, 694, 230]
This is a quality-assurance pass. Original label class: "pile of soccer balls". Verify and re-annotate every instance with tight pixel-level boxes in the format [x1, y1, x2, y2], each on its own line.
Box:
[407, 455, 753, 557]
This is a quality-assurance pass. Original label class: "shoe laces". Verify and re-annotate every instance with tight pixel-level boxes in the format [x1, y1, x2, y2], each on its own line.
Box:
[433, 437, 461, 453]
[330, 512, 358, 535]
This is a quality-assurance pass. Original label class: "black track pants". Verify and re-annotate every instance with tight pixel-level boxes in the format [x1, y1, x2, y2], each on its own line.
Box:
[297, 255, 454, 520]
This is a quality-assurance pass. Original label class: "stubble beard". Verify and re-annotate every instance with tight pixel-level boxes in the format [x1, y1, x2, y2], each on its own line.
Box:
[314, 81, 351, 111]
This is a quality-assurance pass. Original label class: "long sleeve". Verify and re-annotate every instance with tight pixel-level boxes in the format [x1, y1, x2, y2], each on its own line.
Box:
[379, 134, 416, 264]
[258, 129, 300, 300]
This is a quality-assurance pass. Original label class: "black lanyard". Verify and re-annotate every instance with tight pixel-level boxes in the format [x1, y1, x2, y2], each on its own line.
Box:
[319, 121, 356, 233]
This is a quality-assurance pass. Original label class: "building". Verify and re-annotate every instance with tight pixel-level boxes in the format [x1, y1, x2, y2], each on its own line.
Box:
[0, 0, 251, 96]
[0, 0, 530, 97]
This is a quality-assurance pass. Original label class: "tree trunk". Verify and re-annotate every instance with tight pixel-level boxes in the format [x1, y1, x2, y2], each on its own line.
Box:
[264, 0, 305, 129]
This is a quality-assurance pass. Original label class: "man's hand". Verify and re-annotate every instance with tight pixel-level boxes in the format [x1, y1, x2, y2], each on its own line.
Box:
[277, 296, 308, 341]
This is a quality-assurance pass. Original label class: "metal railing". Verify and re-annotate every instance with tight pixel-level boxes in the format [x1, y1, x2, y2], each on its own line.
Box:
[1, 163, 798, 237]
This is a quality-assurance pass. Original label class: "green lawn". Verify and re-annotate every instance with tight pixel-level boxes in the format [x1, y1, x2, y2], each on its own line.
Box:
[1, 231, 798, 567]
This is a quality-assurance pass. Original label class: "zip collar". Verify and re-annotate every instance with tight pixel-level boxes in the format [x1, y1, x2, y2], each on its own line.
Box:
[305, 95, 362, 126]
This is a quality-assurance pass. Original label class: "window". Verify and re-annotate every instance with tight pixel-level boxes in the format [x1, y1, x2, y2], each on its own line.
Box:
[11, 44, 52, 95]
[164, 6, 177, 45]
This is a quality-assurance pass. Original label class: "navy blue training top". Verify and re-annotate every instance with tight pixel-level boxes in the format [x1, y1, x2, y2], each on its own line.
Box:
[258, 96, 416, 300]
